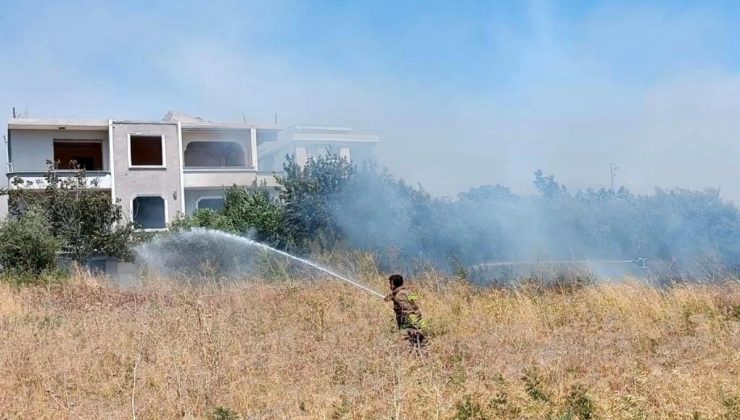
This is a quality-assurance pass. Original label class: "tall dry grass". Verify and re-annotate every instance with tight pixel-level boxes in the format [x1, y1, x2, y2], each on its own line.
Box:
[0, 272, 738, 419]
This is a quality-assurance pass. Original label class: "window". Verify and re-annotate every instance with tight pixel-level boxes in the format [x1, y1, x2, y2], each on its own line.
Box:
[130, 135, 164, 167]
[132, 196, 166, 229]
[184, 141, 246, 167]
[197, 197, 225, 211]
[54, 141, 103, 170]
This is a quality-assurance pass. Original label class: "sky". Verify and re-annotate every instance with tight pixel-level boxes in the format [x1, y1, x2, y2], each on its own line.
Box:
[2, 0, 740, 201]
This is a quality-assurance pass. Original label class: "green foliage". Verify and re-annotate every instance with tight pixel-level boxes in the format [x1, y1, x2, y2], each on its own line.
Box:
[564, 384, 595, 419]
[209, 406, 240, 420]
[522, 366, 550, 402]
[168, 183, 285, 247]
[222, 184, 285, 246]
[166, 154, 740, 275]
[452, 394, 487, 420]
[0, 209, 59, 275]
[276, 153, 353, 251]
[4, 162, 136, 263]
[170, 208, 236, 233]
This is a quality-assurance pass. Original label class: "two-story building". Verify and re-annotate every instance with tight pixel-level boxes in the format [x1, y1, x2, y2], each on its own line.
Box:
[4, 112, 280, 228]
[258, 125, 380, 171]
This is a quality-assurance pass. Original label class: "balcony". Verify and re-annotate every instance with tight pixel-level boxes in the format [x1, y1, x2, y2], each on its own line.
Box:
[6, 171, 113, 190]
[182, 167, 278, 188]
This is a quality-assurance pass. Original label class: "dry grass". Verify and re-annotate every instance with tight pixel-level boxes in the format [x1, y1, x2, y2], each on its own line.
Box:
[0, 273, 738, 419]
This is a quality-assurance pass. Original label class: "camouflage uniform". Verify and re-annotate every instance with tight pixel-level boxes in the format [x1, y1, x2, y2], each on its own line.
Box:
[385, 285, 427, 348]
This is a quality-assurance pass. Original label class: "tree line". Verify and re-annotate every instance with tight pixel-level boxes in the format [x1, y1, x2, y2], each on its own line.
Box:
[2, 155, 739, 276]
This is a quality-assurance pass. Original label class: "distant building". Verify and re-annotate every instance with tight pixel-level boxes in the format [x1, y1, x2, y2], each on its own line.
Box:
[4, 112, 279, 227]
[3, 113, 380, 226]
[258, 125, 380, 171]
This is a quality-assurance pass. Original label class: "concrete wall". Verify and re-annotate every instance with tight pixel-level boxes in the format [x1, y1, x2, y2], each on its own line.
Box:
[184, 188, 226, 215]
[182, 130, 253, 168]
[9, 129, 110, 172]
[111, 122, 183, 225]
[182, 170, 277, 189]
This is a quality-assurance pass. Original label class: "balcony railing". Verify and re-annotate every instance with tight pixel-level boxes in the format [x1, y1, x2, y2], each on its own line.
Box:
[6, 171, 112, 190]
[182, 167, 279, 188]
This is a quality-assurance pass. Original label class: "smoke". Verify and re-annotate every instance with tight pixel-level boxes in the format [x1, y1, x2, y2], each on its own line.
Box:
[2, 1, 740, 202]
[2, 1, 740, 282]
[329, 165, 740, 279]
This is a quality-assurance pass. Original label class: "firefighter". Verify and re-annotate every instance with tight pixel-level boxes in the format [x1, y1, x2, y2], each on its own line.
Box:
[384, 274, 427, 350]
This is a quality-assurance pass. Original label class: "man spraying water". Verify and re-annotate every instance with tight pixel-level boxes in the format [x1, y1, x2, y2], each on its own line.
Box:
[384, 274, 427, 350]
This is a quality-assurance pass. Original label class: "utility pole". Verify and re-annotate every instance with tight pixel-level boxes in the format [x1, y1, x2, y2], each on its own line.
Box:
[610, 163, 618, 190]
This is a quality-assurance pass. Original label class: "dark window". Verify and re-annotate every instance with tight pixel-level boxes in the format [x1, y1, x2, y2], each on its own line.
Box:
[133, 196, 166, 229]
[53, 141, 103, 170]
[184, 141, 246, 167]
[197, 197, 225, 211]
[130, 135, 164, 166]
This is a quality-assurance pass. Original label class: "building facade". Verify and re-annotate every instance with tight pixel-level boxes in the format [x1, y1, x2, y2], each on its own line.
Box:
[4, 114, 380, 228]
[258, 125, 380, 172]
[4, 112, 280, 228]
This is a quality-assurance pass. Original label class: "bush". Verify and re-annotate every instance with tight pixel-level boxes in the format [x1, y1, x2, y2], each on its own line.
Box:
[222, 184, 285, 247]
[276, 153, 353, 251]
[170, 208, 236, 233]
[168, 184, 285, 247]
[0, 209, 59, 275]
[5, 162, 136, 263]
[565, 384, 596, 419]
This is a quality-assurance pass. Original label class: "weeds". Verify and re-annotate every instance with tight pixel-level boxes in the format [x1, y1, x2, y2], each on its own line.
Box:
[522, 366, 550, 402]
[0, 275, 737, 418]
[564, 384, 595, 419]
[452, 394, 486, 420]
[210, 406, 239, 420]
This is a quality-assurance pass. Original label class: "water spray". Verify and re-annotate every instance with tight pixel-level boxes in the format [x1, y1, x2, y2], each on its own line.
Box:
[138, 228, 385, 299]
[225, 232, 386, 299]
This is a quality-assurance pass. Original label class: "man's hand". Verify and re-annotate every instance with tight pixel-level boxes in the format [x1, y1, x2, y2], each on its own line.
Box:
[383, 293, 393, 302]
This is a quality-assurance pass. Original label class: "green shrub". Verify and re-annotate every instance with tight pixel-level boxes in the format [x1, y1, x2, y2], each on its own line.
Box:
[223, 184, 285, 246]
[452, 394, 487, 419]
[522, 366, 550, 402]
[277, 153, 353, 251]
[5, 163, 136, 264]
[170, 208, 236, 233]
[0, 209, 59, 275]
[209, 406, 239, 420]
[565, 384, 596, 419]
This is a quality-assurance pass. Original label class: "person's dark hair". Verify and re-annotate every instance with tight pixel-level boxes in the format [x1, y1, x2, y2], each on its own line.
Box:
[389, 274, 404, 288]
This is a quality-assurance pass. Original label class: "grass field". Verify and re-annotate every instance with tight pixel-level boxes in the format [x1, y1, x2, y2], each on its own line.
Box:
[0, 272, 738, 419]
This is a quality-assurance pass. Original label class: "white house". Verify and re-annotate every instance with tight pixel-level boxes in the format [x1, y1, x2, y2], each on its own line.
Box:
[4, 112, 280, 227]
[3, 112, 381, 227]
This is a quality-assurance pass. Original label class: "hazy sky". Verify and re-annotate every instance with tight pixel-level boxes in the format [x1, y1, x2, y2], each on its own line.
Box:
[2, 0, 740, 201]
